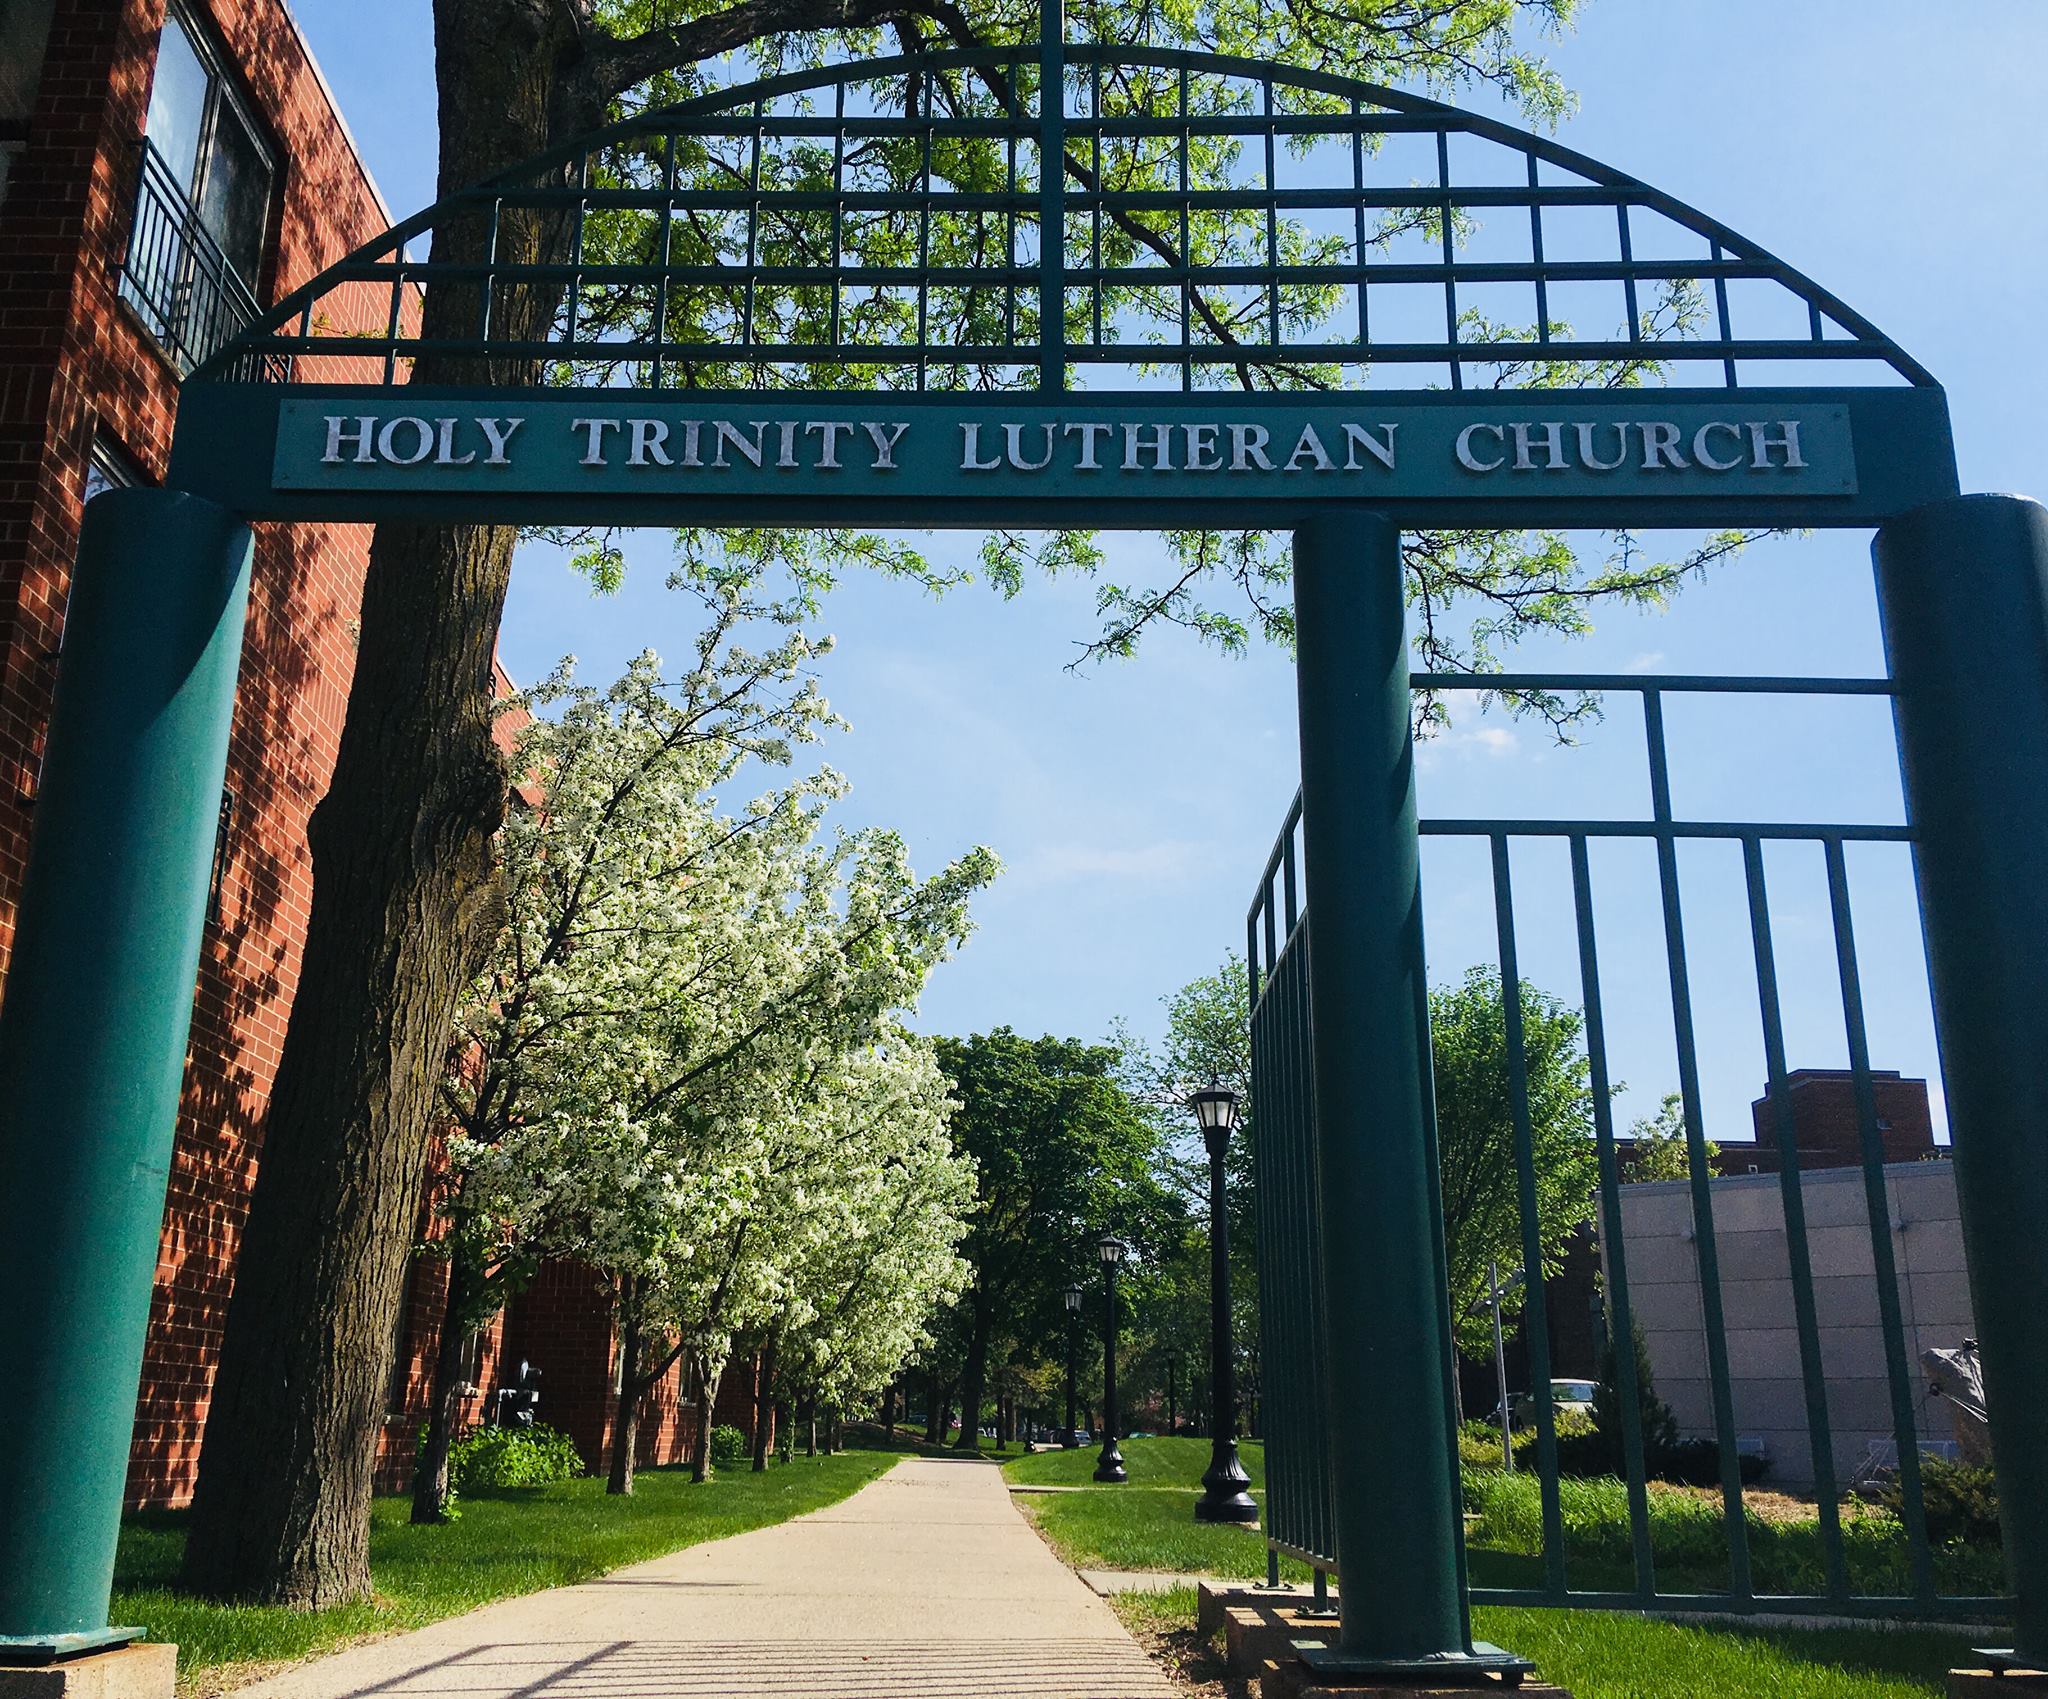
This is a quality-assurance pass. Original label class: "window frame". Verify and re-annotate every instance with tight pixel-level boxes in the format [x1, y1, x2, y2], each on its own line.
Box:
[144, 0, 278, 298]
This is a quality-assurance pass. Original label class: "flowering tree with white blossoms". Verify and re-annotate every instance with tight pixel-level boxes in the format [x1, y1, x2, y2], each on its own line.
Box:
[766, 1033, 977, 1448]
[417, 597, 994, 1513]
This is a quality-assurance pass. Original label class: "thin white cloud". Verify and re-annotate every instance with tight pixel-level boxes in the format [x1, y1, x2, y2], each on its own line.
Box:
[1623, 651, 1667, 674]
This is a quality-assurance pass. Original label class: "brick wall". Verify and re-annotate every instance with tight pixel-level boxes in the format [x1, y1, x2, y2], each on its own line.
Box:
[2, 0, 404, 1509]
[1, 0, 696, 1511]
[1730, 1069, 1938, 1175]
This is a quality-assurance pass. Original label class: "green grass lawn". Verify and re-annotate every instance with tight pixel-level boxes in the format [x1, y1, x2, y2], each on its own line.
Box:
[115, 1448, 894, 1687]
[1039, 1441, 1992, 1698]
[1112, 1586, 1978, 1699]
[1003, 1433, 1263, 1490]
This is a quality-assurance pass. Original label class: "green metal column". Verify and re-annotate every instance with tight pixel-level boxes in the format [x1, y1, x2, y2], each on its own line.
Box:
[1874, 493, 2048, 1665]
[1290, 510, 1521, 1679]
[0, 489, 253, 1661]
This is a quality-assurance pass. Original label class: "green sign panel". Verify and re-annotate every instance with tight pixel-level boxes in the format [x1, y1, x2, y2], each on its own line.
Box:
[281, 395, 1848, 493]
[170, 384, 1955, 531]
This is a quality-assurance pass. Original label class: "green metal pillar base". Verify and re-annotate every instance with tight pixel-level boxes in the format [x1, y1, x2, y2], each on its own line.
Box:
[1291, 509, 1478, 1664]
[1874, 494, 2048, 1665]
[0, 489, 253, 1648]
[0, 1629, 143, 1668]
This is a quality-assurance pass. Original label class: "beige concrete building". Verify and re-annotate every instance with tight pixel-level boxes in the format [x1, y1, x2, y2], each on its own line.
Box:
[1607, 1160, 1974, 1487]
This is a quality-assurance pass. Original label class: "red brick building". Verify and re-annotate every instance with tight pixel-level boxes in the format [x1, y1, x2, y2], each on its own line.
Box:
[1726, 1067, 1939, 1175]
[1, 0, 754, 1509]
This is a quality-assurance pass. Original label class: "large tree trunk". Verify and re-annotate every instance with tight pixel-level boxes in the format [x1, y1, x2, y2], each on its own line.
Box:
[752, 1336, 778, 1472]
[924, 1372, 944, 1445]
[410, 1247, 482, 1524]
[689, 1357, 721, 1483]
[953, 1293, 989, 1452]
[607, 1289, 645, 1497]
[177, 0, 587, 1605]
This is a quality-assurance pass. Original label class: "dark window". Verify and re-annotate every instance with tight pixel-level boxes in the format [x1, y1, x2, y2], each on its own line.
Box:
[83, 436, 140, 510]
[207, 787, 235, 924]
[121, 3, 275, 372]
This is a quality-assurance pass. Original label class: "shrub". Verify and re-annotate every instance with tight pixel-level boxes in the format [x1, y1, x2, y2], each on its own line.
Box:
[448, 1422, 585, 1496]
[1459, 1418, 1523, 1473]
[710, 1424, 750, 1468]
[1879, 1455, 2001, 1549]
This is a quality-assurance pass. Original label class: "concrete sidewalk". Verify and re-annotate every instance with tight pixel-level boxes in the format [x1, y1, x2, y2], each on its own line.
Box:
[231, 1456, 1176, 1699]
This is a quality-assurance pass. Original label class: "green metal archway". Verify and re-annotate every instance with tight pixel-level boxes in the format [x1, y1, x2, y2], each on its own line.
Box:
[5, 18, 2047, 1690]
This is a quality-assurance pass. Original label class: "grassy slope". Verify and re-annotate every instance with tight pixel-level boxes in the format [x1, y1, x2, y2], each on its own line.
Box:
[116, 1449, 895, 1684]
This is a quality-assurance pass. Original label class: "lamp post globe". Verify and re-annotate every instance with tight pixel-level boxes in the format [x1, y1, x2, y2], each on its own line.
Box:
[1062, 1282, 1083, 1447]
[1190, 1082, 1259, 1524]
[1094, 1235, 1128, 1484]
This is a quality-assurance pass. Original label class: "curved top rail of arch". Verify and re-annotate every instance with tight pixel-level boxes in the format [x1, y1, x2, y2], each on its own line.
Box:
[193, 41, 1934, 395]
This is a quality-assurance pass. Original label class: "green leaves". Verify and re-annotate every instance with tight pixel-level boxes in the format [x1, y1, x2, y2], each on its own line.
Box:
[1429, 963, 1599, 1356]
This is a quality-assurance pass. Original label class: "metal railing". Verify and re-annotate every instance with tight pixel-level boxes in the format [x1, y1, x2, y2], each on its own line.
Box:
[118, 138, 266, 376]
[191, 20, 1931, 392]
[1246, 672, 2014, 1622]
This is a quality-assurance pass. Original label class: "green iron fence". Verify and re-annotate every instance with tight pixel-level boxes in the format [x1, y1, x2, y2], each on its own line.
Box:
[1246, 670, 2015, 1623]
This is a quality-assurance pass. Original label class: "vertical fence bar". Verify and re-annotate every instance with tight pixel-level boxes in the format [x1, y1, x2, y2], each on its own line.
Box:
[1743, 837, 1849, 1601]
[1037, 0, 1066, 394]
[1824, 837, 1936, 1602]
[1437, 128, 1460, 390]
[1490, 835, 1565, 1596]
[1352, 102, 1368, 349]
[1570, 836, 1656, 1599]
[650, 135, 675, 389]
[1177, 67, 1191, 393]
[1643, 691, 1753, 1601]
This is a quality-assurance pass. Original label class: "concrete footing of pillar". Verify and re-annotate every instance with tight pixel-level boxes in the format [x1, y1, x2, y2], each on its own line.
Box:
[0, 1646, 174, 1699]
[1195, 1583, 1567, 1697]
[1949, 1670, 2048, 1698]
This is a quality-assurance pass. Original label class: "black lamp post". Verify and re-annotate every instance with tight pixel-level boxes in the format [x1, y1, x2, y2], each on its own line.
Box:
[1190, 1083, 1259, 1523]
[1093, 1235, 1128, 1484]
[1062, 1282, 1083, 1447]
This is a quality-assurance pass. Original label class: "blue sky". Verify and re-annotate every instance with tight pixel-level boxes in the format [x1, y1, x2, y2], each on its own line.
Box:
[291, 1, 2048, 1151]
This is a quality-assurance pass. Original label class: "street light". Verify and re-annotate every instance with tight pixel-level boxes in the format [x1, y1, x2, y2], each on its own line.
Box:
[1094, 1235, 1128, 1484]
[1165, 1350, 1178, 1435]
[1063, 1282, 1084, 1448]
[1190, 1082, 1259, 1524]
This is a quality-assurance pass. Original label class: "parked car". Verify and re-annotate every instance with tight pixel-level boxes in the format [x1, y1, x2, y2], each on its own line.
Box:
[1511, 1379, 1597, 1429]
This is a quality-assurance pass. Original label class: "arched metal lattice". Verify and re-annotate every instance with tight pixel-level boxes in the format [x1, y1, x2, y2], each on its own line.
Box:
[198, 36, 1932, 393]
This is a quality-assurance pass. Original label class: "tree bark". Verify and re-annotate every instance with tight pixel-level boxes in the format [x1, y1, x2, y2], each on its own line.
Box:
[177, 0, 586, 1605]
[752, 1337, 778, 1472]
[689, 1357, 721, 1482]
[923, 1373, 943, 1446]
[607, 1290, 644, 1497]
[410, 1249, 480, 1524]
[880, 1384, 895, 1436]
[953, 1292, 988, 1452]
[804, 1398, 817, 1457]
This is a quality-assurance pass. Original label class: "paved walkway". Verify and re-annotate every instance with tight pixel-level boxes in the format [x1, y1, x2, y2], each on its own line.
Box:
[235, 1457, 1176, 1699]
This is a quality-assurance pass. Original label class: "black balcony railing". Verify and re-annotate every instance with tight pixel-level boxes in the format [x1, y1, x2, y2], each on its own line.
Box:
[118, 138, 266, 376]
